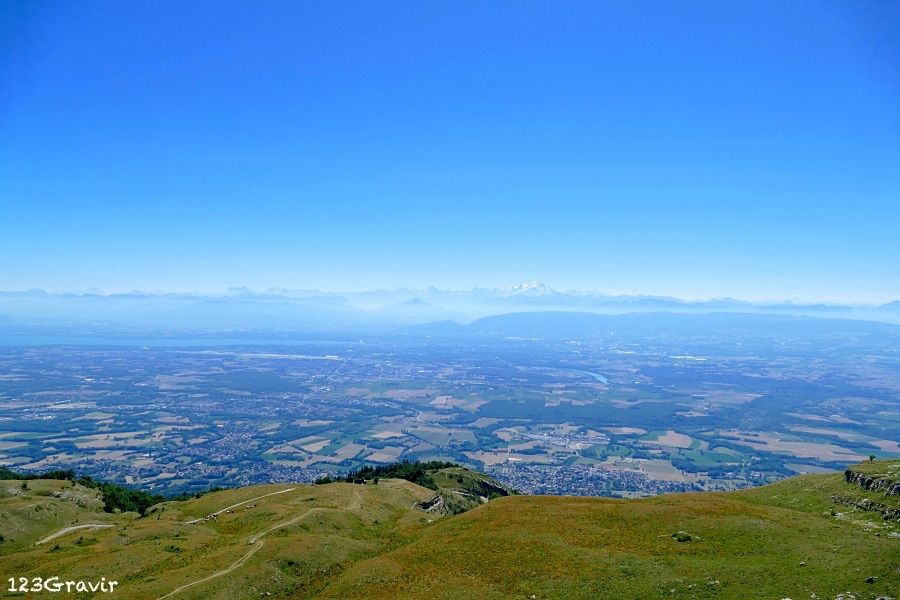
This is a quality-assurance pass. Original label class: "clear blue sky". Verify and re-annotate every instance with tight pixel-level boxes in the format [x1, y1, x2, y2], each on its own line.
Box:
[1, 1, 898, 302]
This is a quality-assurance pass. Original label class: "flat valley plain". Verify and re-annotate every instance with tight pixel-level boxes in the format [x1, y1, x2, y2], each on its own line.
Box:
[1, 313, 899, 497]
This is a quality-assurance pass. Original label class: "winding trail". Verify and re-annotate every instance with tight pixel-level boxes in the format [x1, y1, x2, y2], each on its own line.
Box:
[185, 487, 295, 524]
[35, 523, 113, 545]
[156, 541, 264, 600]
[157, 487, 362, 599]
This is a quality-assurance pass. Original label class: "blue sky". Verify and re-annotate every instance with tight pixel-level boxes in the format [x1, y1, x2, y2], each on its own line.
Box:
[1, 1, 898, 302]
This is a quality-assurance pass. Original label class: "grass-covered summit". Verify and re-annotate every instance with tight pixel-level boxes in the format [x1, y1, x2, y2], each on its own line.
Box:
[0, 461, 897, 599]
[316, 460, 516, 514]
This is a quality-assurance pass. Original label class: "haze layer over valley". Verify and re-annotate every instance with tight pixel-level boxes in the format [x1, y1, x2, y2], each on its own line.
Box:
[3, 284, 900, 341]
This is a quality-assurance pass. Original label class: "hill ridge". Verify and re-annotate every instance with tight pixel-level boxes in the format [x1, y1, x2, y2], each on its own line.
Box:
[1, 461, 898, 599]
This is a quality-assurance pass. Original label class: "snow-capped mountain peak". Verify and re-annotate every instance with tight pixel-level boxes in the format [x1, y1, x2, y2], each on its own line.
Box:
[504, 281, 557, 296]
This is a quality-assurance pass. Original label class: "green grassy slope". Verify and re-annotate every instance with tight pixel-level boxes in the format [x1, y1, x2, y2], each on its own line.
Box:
[425, 466, 515, 514]
[0, 479, 434, 599]
[327, 470, 898, 599]
[0, 462, 897, 599]
[0, 479, 107, 553]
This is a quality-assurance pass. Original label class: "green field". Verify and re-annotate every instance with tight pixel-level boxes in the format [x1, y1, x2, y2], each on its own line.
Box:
[1, 462, 898, 599]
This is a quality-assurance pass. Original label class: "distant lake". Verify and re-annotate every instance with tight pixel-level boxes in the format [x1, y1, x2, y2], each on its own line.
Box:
[576, 370, 609, 384]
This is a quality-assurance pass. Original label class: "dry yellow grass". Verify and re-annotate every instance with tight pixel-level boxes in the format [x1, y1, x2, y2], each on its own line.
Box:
[2, 464, 898, 600]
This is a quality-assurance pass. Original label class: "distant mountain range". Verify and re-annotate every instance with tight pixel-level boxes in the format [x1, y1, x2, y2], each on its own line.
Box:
[0, 284, 899, 337]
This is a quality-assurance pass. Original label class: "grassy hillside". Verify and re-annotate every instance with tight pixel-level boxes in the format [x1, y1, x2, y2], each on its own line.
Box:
[319, 461, 516, 515]
[0, 462, 897, 599]
[326, 468, 899, 599]
[0, 478, 434, 599]
[426, 465, 515, 514]
[0, 478, 106, 553]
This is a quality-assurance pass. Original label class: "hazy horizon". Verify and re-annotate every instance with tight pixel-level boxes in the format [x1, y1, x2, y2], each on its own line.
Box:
[0, 282, 898, 307]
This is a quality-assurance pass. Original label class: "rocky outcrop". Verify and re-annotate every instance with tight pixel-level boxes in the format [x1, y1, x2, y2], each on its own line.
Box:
[418, 494, 445, 513]
[844, 468, 900, 496]
[834, 466, 900, 521]
[831, 494, 900, 520]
